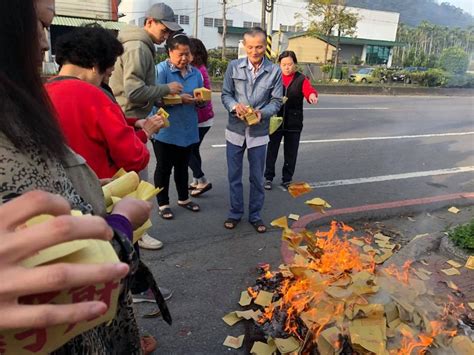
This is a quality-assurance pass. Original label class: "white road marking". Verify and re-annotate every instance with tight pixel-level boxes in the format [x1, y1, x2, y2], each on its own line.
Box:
[304, 107, 389, 110]
[305, 166, 474, 189]
[211, 131, 474, 148]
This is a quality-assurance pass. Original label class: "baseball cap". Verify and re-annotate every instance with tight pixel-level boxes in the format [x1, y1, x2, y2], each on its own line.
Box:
[145, 3, 182, 32]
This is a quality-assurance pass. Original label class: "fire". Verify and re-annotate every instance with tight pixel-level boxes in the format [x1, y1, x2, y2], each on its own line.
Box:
[384, 260, 413, 284]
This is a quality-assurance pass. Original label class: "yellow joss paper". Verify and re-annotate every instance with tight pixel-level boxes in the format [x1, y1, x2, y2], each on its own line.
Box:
[270, 216, 288, 230]
[288, 182, 313, 198]
[163, 94, 182, 105]
[193, 87, 212, 101]
[305, 197, 331, 213]
[157, 107, 170, 127]
[244, 107, 260, 126]
[269, 116, 283, 135]
[465, 256, 474, 270]
[102, 171, 140, 206]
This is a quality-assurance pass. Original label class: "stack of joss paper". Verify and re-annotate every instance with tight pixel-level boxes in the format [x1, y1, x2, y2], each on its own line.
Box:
[244, 106, 260, 126]
[0, 212, 121, 355]
[103, 169, 163, 243]
[193, 87, 212, 102]
[162, 94, 182, 105]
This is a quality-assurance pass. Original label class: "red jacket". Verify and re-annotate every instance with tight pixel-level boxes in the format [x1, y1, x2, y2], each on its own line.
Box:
[45, 78, 150, 178]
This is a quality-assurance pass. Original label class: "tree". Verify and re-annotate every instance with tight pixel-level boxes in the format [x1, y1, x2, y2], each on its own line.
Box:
[439, 46, 469, 74]
[303, 0, 358, 65]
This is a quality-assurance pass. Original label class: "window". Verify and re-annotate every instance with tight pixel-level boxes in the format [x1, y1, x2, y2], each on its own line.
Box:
[365, 45, 391, 65]
[226, 19, 233, 27]
[252, 22, 261, 28]
[174, 15, 178, 23]
[243, 21, 252, 28]
[287, 26, 296, 32]
[180, 15, 189, 25]
[138, 17, 145, 26]
[280, 24, 288, 32]
[204, 17, 213, 27]
[214, 18, 223, 27]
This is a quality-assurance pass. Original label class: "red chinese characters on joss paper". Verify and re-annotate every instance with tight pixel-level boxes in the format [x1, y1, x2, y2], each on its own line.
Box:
[65, 281, 119, 334]
[14, 329, 47, 353]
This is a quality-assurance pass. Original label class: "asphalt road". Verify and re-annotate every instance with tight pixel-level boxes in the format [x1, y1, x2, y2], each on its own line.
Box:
[137, 94, 474, 354]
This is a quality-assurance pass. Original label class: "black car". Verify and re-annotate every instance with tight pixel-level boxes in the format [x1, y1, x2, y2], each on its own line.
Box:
[392, 67, 427, 83]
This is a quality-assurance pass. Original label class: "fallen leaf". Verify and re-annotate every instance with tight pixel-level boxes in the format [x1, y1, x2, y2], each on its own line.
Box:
[448, 206, 460, 214]
[223, 335, 244, 349]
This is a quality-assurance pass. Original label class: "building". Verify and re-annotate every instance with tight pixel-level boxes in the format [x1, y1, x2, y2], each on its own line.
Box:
[288, 7, 401, 66]
[118, 0, 310, 49]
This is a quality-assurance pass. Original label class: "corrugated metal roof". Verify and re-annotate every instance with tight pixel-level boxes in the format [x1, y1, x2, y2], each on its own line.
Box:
[52, 16, 125, 30]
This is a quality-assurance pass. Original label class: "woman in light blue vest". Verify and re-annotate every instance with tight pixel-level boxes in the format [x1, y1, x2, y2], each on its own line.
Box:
[152, 33, 204, 220]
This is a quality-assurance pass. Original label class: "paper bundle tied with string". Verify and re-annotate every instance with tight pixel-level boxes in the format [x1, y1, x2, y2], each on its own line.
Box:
[103, 169, 163, 243]
[269, 116, 283, 135]
[0, 213, 120, 355]
[162, 94, 182, 105]
[193, 87, 212, 101]
[157, 107, 170, 127]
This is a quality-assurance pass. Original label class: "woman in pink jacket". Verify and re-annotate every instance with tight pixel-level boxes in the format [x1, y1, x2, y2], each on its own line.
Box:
[188, 38, 214, 196]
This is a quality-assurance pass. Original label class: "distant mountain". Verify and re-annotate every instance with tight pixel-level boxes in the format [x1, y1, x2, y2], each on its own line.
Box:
[345, 0, 474, 28]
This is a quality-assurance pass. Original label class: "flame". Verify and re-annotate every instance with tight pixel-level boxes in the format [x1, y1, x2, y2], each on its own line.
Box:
[247, 287, 258, 299]
[384, 260, 413, 284]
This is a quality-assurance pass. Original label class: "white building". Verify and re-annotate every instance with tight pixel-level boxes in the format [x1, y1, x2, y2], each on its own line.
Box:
[118, 0, 310, 49]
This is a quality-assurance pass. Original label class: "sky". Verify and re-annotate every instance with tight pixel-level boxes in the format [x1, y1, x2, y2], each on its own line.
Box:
[440, 0, 474, 15]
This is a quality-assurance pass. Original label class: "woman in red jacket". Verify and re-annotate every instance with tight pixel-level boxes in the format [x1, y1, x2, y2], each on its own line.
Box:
[264, 51, 318, 190]
[45, 27, 163, 179]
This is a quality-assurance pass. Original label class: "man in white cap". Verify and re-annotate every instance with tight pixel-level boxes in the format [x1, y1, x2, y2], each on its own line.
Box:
[110, 3, 183, 251]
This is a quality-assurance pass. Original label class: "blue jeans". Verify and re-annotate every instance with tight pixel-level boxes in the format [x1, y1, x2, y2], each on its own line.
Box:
[226, 140, 266, 222]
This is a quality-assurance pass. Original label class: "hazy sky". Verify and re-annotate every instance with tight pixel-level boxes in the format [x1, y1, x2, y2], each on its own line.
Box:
[441, 0, 474, 15]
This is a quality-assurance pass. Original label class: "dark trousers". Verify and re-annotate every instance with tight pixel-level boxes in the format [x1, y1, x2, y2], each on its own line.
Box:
[189, 126, 211, 179]
[264, 129, 301, 183]
[152, 140, 192, 206]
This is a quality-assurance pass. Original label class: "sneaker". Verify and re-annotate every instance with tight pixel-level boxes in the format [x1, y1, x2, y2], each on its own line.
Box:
[280, 181, 291, 190]
[138, 233, 163, 250]
[264, 180, 273, 190]
[132, 287, 174, 303]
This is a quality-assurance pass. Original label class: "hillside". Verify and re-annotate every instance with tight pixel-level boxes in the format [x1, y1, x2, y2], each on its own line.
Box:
[345, 0, 473, 28]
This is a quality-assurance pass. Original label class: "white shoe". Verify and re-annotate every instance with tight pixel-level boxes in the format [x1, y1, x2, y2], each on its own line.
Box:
[138, 233, 163, 250]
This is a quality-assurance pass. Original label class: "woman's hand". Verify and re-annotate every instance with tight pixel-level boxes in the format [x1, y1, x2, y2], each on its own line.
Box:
[167, 82, 183, 95]
[0, 191, 129, 330]
[142, 115, 165, 137]
[180, 93, 196, 105]
[308, 93, 318, 105]
[233, 103, 249, 120]
[134, 119, 146, 129]
[111, 197, 152, 229]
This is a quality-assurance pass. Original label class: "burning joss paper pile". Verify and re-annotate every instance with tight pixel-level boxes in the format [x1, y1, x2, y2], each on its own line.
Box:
[223, 196, 474, 354]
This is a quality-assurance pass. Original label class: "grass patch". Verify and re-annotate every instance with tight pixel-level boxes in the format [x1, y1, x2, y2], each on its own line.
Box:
[448, 219, 474, 250]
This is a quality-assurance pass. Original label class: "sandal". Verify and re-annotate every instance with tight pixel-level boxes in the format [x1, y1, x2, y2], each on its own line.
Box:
[158, 207, 174, 220]
[224, 218, 241, 229]
[188, 184, 197, 190]
[190, 183, 213, 197]
[251, 220, 267, 233]
[178, 201, 200, 212]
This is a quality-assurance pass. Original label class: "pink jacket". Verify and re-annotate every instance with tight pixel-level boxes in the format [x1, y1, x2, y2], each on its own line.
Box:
[196, 64, 214, 124]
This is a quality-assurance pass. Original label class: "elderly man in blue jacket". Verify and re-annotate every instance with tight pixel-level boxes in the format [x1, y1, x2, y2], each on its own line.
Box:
[221, 27, 283, 233]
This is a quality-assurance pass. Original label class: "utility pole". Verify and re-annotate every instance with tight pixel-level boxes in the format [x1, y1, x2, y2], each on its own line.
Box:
[260, 0, 266, 30]
[221, 0, 227, 59]
[194, 0, 199, 38]
[265, 0, 275, 60]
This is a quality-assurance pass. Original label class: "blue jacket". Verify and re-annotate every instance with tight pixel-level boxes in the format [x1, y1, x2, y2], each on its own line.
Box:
[221, 57, 283, 137]
[153, 60, 202, 147]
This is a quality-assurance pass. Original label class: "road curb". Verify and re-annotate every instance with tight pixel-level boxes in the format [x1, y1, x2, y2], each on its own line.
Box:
[281, 192, 474, 264]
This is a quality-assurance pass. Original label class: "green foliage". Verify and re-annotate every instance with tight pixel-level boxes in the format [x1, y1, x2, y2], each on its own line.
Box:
[448, 219, 474, 250]
[409, 68, 447, 87]
[444, 73, 474, 88]
[438, 47, 469, 74]
[321, 64, 333, 74]
[208, 58, 229, 78]
[340, 66, 349, 79]
[154, 52, 168, 64]
[350, 55, 362, 65]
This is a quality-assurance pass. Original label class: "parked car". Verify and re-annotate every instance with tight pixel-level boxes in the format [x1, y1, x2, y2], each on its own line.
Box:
[349, 68, 375, 83]
[392, 67, 428, 83]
